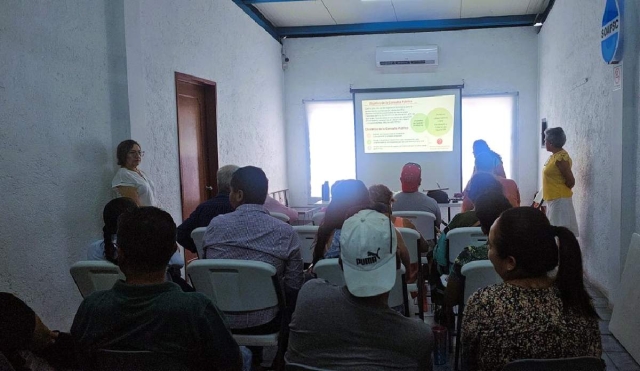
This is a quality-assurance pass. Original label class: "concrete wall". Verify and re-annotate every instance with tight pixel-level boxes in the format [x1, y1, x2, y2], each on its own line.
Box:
[283, 27, 539, 206]
[0, 0, 130, 328]
[125, 0, 287, 222]
[538, 0, 640, 298]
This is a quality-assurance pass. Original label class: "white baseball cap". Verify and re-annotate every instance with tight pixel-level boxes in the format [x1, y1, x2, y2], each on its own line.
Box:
[340, 209, 397, 297]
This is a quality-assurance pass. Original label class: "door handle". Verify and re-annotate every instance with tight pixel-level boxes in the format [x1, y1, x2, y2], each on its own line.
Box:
[205, 186, 213, 191]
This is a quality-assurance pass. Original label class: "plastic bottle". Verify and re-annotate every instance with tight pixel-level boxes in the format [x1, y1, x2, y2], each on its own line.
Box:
[321, 181, 330, 202]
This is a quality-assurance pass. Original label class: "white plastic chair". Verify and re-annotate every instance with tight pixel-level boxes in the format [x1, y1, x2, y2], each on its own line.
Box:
[293, 225, 318, 265]
[70, 261, 124, 298]
[270, 212, 290, 223]
[311, 212, 325, 226]
[314, 258, 408, 312]
[190, 227, 207, 259]
[187, 259, 283, 347]
[461, 260, 502, 303]
[392, 211, 436, 240]
[446, 227, 487, 264]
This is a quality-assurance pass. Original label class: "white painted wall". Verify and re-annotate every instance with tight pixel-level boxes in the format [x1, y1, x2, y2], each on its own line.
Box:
[125, 0, 287, 222]
[538, 0, 640, 298]
[0, 0, 130, 328]
[283, 28, 539, 207]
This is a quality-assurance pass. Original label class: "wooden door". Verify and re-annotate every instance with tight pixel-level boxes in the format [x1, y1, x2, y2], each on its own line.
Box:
[175, 73, 218, 262]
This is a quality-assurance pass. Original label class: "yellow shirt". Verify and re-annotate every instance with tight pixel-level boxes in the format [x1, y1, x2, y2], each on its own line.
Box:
[543, 149, 573, 201]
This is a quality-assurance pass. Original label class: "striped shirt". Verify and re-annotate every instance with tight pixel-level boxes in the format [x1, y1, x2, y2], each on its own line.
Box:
[203, 204, 303, 329]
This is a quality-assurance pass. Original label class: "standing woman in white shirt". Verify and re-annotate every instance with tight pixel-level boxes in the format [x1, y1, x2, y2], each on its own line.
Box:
[112, 140, 157, 206]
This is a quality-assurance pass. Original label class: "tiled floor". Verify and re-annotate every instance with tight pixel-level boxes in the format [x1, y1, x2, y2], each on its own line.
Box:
[430, 281, 640, 371]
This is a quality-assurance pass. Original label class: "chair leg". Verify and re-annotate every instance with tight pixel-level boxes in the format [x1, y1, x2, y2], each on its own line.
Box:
[454, 304, 463, 371]
[417, 260, 424, 320]
[401, 274, 410, 317]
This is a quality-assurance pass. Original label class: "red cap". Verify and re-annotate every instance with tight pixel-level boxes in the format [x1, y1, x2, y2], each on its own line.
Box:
[400, 163, 421, 192]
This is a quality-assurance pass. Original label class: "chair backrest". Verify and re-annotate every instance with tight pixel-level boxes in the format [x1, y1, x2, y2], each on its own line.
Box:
[398, 228, 420, 264]
[387, 265, 406, 308]
[460, 260, 502, 303]
[313, 258, 344, 285]
[392, 211, 436, 240]
[501, 356, 605, 371]
[187, 259, 282, 312]
[293, 225, 318, 264]
[190, 227, 207, 259]
[270, 212, 290, 223]
[70, 261, 124, 298]
[92, 350, 190, 371]
[312, 212, 325, 226]
[314, 258, 405, 308]
[446, 227, 487, 264]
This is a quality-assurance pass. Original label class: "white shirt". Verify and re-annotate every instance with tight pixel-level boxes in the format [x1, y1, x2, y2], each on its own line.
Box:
[112, 167, 157, 206]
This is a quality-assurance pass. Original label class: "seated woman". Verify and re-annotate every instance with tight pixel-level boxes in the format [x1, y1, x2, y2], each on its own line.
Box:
[311, 180, 409, 276]
[444, 192, 512, 305]
[434, 172, 504, 271]
[462, 207, 601, 371]
[88, 198, 189, 290]
[312, 179, 372, 264]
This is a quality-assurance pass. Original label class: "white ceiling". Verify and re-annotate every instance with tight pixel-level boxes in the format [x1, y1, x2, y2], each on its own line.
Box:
[254, 0, 550, 28]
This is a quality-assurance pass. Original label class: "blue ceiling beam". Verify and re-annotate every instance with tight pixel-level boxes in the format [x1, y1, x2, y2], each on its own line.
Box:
[278, 15, 537, 38]
[231, 0, 281, 42]
[244, 0, 311, 3]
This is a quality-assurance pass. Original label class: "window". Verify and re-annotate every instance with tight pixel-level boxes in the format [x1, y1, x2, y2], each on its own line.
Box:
[461, 95, 516, 187]
[305, 100, 356, 200]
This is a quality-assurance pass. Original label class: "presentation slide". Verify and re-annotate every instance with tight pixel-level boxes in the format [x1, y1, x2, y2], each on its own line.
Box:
[352, 87, 462, 193]
[362, 95, 456, 153]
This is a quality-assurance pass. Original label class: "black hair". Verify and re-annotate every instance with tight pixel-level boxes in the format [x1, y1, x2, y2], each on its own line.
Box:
[474, 192, 513, 234]
[467, 172, 503, 204]
[116, 140, 140, 167]
[230, 166, 268, 205]
[493, 207, 597, 317]
[313, 179, 370, 265]
[117, 207, 177, 274]
[102, 197, 137, 264]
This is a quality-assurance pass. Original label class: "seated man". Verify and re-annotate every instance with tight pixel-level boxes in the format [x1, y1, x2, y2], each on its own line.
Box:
[287, 209, 433, 370]
[461, 152, 520, 212]
[203, 166, 303, 367]
[392, 162, 442, 227]
[71, 207, 241, 371]
[177, 164, 238, 253]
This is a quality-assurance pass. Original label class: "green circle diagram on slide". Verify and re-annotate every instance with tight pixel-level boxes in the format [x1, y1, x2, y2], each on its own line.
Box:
[410, 113, 429, 133]
[426, 108, 453, 136]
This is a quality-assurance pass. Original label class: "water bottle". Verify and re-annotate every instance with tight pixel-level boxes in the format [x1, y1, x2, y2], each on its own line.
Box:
[321, 181, 330, 202]
[432, 325, 448, 365]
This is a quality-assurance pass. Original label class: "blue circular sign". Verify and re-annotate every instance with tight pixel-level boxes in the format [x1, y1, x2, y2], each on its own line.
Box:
[601, 0, 623, 64]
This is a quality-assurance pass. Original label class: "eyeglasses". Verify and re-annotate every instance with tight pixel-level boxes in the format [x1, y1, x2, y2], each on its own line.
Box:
[128, 151, 145, 157]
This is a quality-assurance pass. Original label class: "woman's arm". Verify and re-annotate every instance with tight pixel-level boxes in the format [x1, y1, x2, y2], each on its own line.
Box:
[495, 162, 507, 178]
[116, 186, 141, 205]
[556, 160, 575, 189]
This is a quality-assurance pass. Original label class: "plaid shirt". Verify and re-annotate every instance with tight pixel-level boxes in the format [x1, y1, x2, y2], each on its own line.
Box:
[203, 204, 303, 329]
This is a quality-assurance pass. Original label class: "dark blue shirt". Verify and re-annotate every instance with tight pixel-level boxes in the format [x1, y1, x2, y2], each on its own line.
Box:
[177, 193, 234, 253]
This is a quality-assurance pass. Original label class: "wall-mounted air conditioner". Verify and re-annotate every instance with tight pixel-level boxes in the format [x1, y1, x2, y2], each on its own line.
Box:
[375, 46, 438, 68]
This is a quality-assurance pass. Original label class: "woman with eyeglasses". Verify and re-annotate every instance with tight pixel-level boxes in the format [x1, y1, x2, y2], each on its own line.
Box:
[111, 140, 157, 206]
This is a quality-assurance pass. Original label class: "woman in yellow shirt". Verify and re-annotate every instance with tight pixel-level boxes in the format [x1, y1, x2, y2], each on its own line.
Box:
[543, 127, 579, 236]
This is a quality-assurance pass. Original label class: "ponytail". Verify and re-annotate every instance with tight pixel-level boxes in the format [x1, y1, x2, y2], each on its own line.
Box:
[103, 227, 118, 264]
[554, 226, 597, 318]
